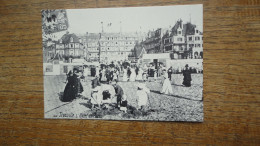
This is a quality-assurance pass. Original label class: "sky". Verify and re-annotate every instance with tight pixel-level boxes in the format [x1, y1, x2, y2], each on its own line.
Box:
[66, 4, 203, 34]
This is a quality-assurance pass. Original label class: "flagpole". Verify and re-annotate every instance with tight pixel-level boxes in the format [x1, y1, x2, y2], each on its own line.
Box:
[101, 22, 104, 33]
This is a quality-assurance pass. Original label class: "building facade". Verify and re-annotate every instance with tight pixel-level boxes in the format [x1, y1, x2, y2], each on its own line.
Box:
[162, 20, 203, 59]
[143, 28, 164, 54]
[55, 33, 85, 61]
[186, 28, 203, 59]
[84, 33, 101, 62]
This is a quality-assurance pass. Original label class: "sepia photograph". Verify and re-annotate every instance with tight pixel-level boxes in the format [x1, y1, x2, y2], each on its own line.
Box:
[42, 4, 203, 122]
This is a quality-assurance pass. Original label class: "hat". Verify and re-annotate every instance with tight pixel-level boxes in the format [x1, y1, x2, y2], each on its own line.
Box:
[73, 68, 79, 73]
[185, 64, 189, 67]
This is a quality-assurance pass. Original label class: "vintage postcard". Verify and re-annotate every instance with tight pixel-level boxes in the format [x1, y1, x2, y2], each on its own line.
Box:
[42, 4, 203, 121]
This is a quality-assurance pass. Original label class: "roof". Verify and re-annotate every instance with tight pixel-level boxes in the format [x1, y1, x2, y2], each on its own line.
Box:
[142, 53, 170, 60]
[171, 20, 183, 36]
[170, 20, 200, 36]
[86, 33, 100, 41]
[183, 23, 196, 35]
[60, 33, 80, 43]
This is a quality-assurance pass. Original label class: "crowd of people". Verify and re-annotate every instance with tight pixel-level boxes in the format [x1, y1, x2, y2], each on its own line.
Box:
[61, 62, 192, 113]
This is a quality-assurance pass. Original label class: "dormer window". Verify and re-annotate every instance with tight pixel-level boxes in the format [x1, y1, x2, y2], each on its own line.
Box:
[196, 30, 199, 33]
[178, 31, 181, 34]
[59, 39, 62, 43]
[70, 37, 73, 42]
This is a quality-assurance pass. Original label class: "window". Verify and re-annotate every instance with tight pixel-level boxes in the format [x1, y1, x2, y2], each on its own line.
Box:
[196, 30, 199, 33]
[177, 38, 182, 41]
[178, 31, 181, 34]
[71, 44, 73, 48]
[164, 39, 170, 44]
[189, 37, 192, 41]
[70, 37, 73, 42]
[195, 44, 201, 47]
[195, 37, 200, 40]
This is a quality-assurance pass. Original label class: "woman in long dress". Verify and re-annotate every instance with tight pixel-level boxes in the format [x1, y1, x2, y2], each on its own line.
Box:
[129, 67, 136, 82]
[154, 70, 158, 81]
[160, 73, 173, 95]
[62, 71, 78, 102]
[136, 83, 150, 110]
[122, 68, 128, 82]
[142, 70, 148, 82]
[101, 68, 107, 82]
[113, 69, 118, 81]
[136, 67, 143, 81]
[91, 85, 102, 107]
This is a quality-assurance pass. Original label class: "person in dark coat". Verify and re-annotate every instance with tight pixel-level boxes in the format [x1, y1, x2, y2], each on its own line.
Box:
[135, 66, 139, 75]
[167, 66, 173, 81]
[127, 66, 131, 79]
[99, 69, 102, 82]
[106, 67, 114, 83]
[92, 76, 101, 89]
[112, 80, 124, 108]
[150, 65, 155, 77]
[182, 64, 192, 87]
[90, 66, 96, 77]
[74, 68, 83, 96]
[147, 66, 151, 77]
[62, 69, 79, 102]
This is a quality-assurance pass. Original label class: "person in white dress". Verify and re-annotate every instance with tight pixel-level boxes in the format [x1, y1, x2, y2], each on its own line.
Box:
[90, 85, 102, 108]
[83, 67, 88, 82]
[113, 69, 118, 81]
[142, 69, 148, 82]
[129, 66, 136, 82]
[154, 70, 158, 81]
[101, 68, 107, 82]
[136, 67, 143, 81]
[136, 83, 150, 110]
[95, 66, 100, 78]
[122, 68, 128, 82]
[160, 73, 173, 95]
